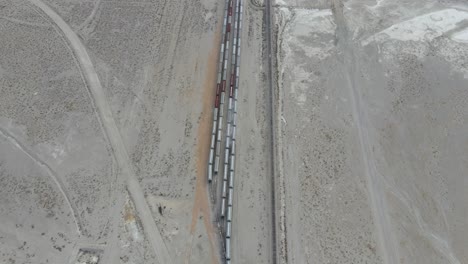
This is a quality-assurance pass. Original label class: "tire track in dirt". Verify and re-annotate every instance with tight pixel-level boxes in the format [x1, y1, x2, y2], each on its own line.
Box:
[77, 0, 102, 31]
[0, 15, 50, 28]
[331, 1, 398, 263]
[26, 0, 172, 263]
[0, 127, 82, 236]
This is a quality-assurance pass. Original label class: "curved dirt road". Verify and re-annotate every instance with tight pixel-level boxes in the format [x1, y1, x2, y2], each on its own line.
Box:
[0, 127, 82, 236]
[27, 0, 172, 263]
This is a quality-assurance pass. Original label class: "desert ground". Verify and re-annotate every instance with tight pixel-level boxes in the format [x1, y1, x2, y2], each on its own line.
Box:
[1, 0, 468, 263]
[276, 0, 468, 263]
[0, 0, 222, 263]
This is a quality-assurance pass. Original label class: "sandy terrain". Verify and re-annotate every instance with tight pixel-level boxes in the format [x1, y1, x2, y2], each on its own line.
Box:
[0, 0, 222, 263]
[275, 0, 468, 263]
[2, 0, 468, 263]
[231, 1, 275, 263]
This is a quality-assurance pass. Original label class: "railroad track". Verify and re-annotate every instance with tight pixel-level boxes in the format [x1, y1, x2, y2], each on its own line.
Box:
[265, 0, 287, 263]
[207, 0, 285, 263]
[207, 0, 244, 263]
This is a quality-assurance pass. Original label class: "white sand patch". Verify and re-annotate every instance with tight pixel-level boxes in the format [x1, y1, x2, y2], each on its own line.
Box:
[295, 9, 335, 60]
[367, 0, 386, 10]
[290, 9, 335, 36]
[288, 67, 313, 107]
[451, 27, 468, 43]
[363, 9, 468, 45]
[279, 8, 336, 107]
[276, 0, 287, 5]
[280, 8, 335, 60]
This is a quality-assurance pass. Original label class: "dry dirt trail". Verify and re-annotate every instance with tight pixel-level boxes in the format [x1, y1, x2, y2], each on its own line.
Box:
[275, 0, 468, 263]
[27, 0, 172, 263]
[331, 0, 397, 263]
[0, 127, 82, 235]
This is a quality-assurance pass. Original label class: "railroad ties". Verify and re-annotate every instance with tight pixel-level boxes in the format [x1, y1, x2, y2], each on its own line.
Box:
[207, 0, 244, 263]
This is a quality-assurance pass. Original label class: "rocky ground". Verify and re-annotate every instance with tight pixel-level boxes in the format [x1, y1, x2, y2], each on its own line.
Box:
[276, 0, 468, 263]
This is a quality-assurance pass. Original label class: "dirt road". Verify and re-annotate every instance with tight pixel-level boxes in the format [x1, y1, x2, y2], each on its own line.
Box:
[28, 1, 172, 262]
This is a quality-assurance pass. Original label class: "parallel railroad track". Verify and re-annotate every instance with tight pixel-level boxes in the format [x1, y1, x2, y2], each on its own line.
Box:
[207, 0, 244, 263]
[207, 0, 285, 263]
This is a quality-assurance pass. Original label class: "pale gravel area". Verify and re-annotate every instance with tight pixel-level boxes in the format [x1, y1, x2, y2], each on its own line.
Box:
[0, 0, 221, 263]
[231, 1, 274, 263]
[276, 0, 468, 263]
